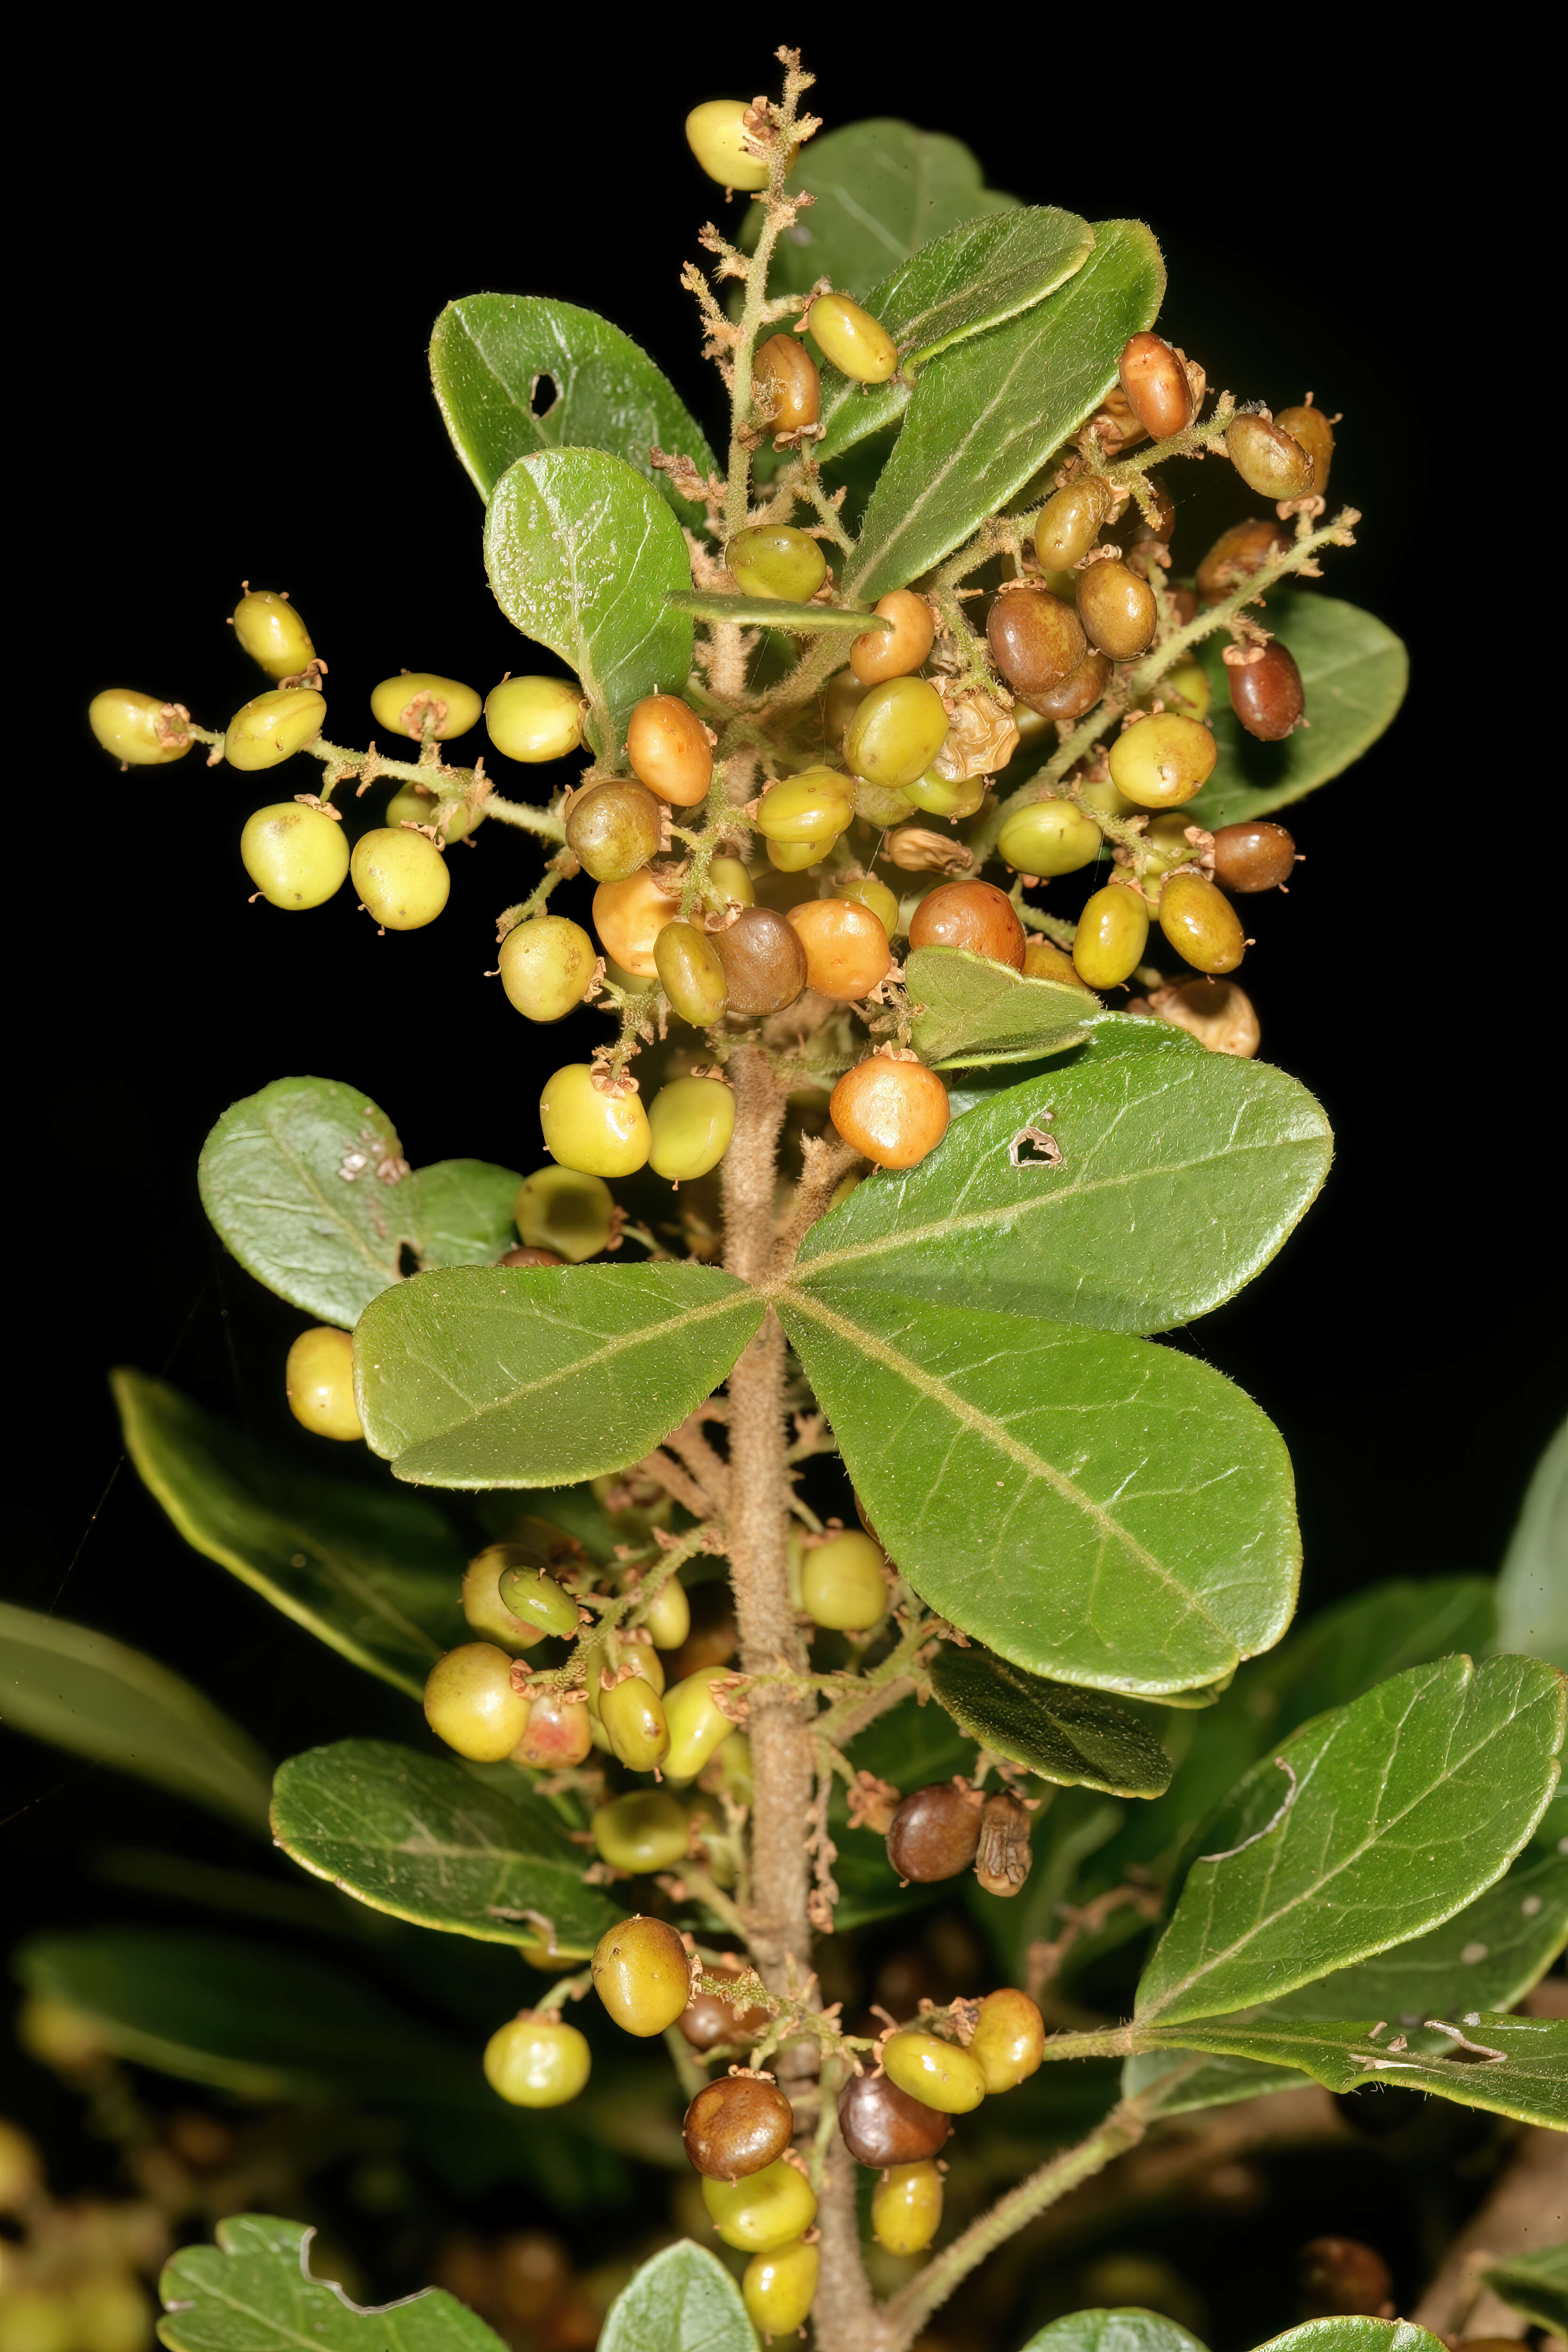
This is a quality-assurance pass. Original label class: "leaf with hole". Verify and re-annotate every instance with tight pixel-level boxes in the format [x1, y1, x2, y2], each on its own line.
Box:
[0, 1602, 272, 1833]
[905, 945, 1097, 1069]
[430, 294, 717, 523]
[271, 1740, 625, 1957]
[845, 221, 1164, 604]
[112, 1369, 467, 1696]
[157, 2215, 506, 2352]
[484, 448, 694, 764]
[775, 1286, 1299, 1695]
[355, 1261, 762, 1488]
[598, 2241, 756, 2352]
[1494, 1416, 1568, 1669]
[929, 1643, 1173, 1797]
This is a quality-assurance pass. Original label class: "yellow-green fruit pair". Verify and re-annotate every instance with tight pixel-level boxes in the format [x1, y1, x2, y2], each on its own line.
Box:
[384, 780, 482, 842]
[500, 916, 598, 1022]
[540, 1065, 650, 1177]
[800, 1530, 887, 1631]
[755, 769, 853, 852]
[743, 2239, 818, 2337]
[514, 1164, 617, 1261]
[482, 2013, 590, 2107]
[845, 677, 948, 792]
[369, 671, 482, 742]
[225, 686, 326, 771]
[285, 1327, 361, 1440]
[424, 1642, 530, 1761]
[352, 828, 449, 930]
[233, 587, 315, 680]
[486, 674, 587, 762]
[241, 804, 350, 909]
[703, 2158, 817, 2252]
[89, 687, 193, 766]
[997, 798, 1101, 877]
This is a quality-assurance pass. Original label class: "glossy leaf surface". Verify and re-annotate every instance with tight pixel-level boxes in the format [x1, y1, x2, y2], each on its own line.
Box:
[355, 1262, 763, 1488]
[1018, 2314, 1206, 2352]
[929, 1643, 1173, 1797]
[484, 449, 694, 763]
[846, 222, 1164, 604]
[905, 945, 1096, 1069]
[776, 1288, 1299, 1694]
[816, 207, 1094, 463]
[1135, 1655, 1566, 2026]
[667, 589, 884, 635]
[793, 1021, 1331, 1335]
[0, 1601, 271, 1833]
[271, 1740, 625, 1956]
[1482, 2243, 1568, 2332]
[742, 119, 1015, 304]
[430, 294, 716, 518]
[1256, 2329, 1445, 2352]
[113, 1370, 466, 1696]
[1184, 595, 1409, 828]
[1495, 1416, 1568, 1668]
[598, 2241, 756, 2352]
[1139, 2010, 1568, 2128]
[159, 2216, 504, 2352]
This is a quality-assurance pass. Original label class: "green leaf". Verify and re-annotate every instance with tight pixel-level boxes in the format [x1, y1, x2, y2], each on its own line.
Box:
[1184, 595, 1409, 828]
[113, 1369, 467, 1696]
[1482, 2243, 1568, 2332]
[831, 1694, 977, 1929]
[1495, 1417, 1568, 1668]
[158, 2215, 506, 2352]
[929, 1643, 1172, 1798]
[0, 1602, 272, 1833]
[741, 120, 1016, 305]
[1134, 1655, 1566, 2028]
[905, 945, 1097, 1069]
[598, 2241, 757, 2352]
[355, 1262, 763, 1489]
[666, 590, 888, 636]
[484, 448, 694, 765]
[1254, 2328, 1446, 2352]
[408, 1160, 522, 1270]
[794, 1018, 1331, 1334]
[1017, 2312, 1207, 2352]
[1136, 2011, 1568, 2129]
[430, 294, 717, 521]
[270, 1739, 625, 1957]
[845, 222, 1164, 604]
[816, 207, 1095, 465]
[776, 1287, 1299, 1696]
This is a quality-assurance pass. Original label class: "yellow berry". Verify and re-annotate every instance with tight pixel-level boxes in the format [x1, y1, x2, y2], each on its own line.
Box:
[423, 1643, 530, 1762]
[384, 781, 482, 841]
[499, 916, 599, 1022]
[284, 1327, 361, 1441]
[1072, 884, 1149, 990]
[648, 1076, 735, 1182]
[810, 293, 898, 384]
[800, 1531, 887, 1631]
[872, 2160, 944, 2255]
[485, 675, 586, 761]
[686, 98, 770, 191]
[539, 1065, 651, 1178]
[240, 803, 350, 910]
[743, 2239, 818, 2335]
[882, 2030, 987, 2115]
[482, 2014, 591, 2107]
[224, 687, 327, 772]
[591, 1789, 689, 1873]
[702, 2158, 817, 2252]
[351, 827, 450, 930]
[845, 678, 949, 792]
[1107, 713, 1217, 810]
[996, 799, 1101, 877]
[592, 1914, 693, 2036]
[89, 687, 191, 766]
[233, 588, 314, 680]
[600, 1675, 671, 1772]
[514, 1165, 617, 1261]
[970, 1990, 1045, 2091]
[369, 672, 482, 742]
[662, 1672, 737, 1781]
[644, 1579, 691, 1651]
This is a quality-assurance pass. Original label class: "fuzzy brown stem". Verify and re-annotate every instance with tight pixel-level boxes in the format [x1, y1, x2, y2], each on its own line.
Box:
[814, 2139, 889, 2352]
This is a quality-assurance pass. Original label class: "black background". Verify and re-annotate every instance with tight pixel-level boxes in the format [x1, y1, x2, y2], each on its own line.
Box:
[8, 19, 1557, 2237]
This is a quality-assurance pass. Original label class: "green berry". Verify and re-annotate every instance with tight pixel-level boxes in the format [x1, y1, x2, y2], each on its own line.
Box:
[565, 778, 662, 882]
[648, 1076, 735, 1183]
[809, 292, 898, 384]
[709, 855, 755, 907]
[482, 2013, 591, 2107]
[351, 827, 450, 929]
[224, 687, 327, 771]
[240, 803, 350, 910]
[539, 1065, 651, 1178]
[702, 2158, 817, 2253]
[902, 767, 985, 820]
[514, 1164, 616, 1261]
[585, 1641, 664, 1710]
[743, 2239, 818, 2337]
[591, 1913, 692, 2036]
[1033, 477, 1111, 571]
[882, 2030, 987, 2115]
[727, 525, 827, 604]
[643, 1578, 691, 1651]
[834, 874, 901, 939]
[996, 799, 1101, 876]
[369, 671, 482, 742]
[423, 1642, 530, 1762]
[754, 768, 854, 848]
[1107, 712, 1217, 809]
[845, 677, 949, 792]
[662, 1671, 737, 1782]
[850, 774, 916, 827]
[284, 1327, 361, 1441]
[232, 587, 314, 681]
[495, 1565, 581, 1641]
[686, 98, 770, 191]
[872, 2159, 943, 2254]
[88, 687, 191, 765]
[600, 1674, 670, 1771]
[800, 1531, 887, 1631]
[655, 920, 729, 1026]
[485, 674, 586, 762]
[1073, 884, 1149, 990]
[499, 916, 599, 1023]
[462, 1545, 548, 1650]
[384, 781, 482, 841]
[591, 1788, 690, 1873]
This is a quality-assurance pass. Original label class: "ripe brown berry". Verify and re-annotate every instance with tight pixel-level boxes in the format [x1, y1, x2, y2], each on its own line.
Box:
[987, 588, 1086, 699]
[852, 589, 935, 686]
[1196, 518, 1290, 604]
[1078, 559, 1157, 660]
[712, 906, 808, 1016]
[498, 1245, 566, 1268]
[885, 1783, 981, 1882]
[1024, 648, 1112, 723]
[1227, 640, 1305, 740]
[678, 1957, 770, 2052]
[1034, 477, 1111, 571]
[837, 2070, 952, 2169]
[907, 880, 1026, 971]
[753, 334, 820, 435]
[1226, 413, 1315, 500]
[1296, 2235, 1393, 2320]
[565, 778, 663, 882]
[683, 2076, 794, 2181]
[786, 898, 892, 1000]
[1211, 821, 1297, 893]
[1117, 332, 1193, 440]
[830, 1056, 950, 1170]
[974, 1791, 1033, 1897]
[1275, 404, 1335, 498]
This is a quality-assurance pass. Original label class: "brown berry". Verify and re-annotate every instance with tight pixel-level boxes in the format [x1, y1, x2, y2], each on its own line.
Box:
[1196, 518, 1290, 604]
[907, 879, 1026, 970]
[1211, 821, 1297, 893]
[885, 1783, 981, 1883]
[1034, 478, 1111, 571]
[678, 1957, 770, 2052]
[565, 777, 663, 883]
[974, 1791, 1032, 1897]
[1140, 977, 1259, 1058]
[1024, 649, 1112, 723]
[1275, 404, 1334, 498]
[1078, 559, 1157, 660]
[1117, 332, 1192, 441]
[627, 694, 713, 808]
[498, 1245, 566, 1268]
[1227, 641, 1305, 740]
[683, 2076, 794, 2180]
[753, 334, 820, 435]
[852, 589, 936, 686]
[987, 588, 1086, 698]
[831, 1056, 950, 1170]
[786, 898, 892, 1000]
[837, 2071, 952, 2169]
[711, 906, 808, 1015]
[1226, 413, 1315, 500]
[1296, 2235, 1393, 2319]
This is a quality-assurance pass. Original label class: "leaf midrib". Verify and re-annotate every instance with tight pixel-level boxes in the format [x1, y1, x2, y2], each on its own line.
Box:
[252, 1101, 402, 1286]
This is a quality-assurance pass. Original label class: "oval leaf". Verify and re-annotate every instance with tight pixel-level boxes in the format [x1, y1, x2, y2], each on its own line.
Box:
[1184, 594, 1409, 828]
[1482, 2245, 1568, 2333]
[159, 2216, 506, 2352]
[599, 2241, 756, 2352]
[742, 120, 1016, 305]
[0, 1601, 272, 1833]
[355, 1261, 763, 1489]
[793, 1019, 1332, 1336]
[1019, 2314, 1208, 2352]
[113, 1368, 467, 1696]
[408, 1159, 523, 1270]
[1134, 1654, 1566, 2027]
[271, 1739, 625, 1957]
[845, 221, 1164, 604]
[1495, 1416, 1568, 1669]
[431, 294, 717, 519]
[905, 945, 1096, 1069]
[929, 1642, 1172, 1797]
[483, 448, 694, 764]
[1257, 2328, 1447, 2352]
[775, 1288, 1300, 1695]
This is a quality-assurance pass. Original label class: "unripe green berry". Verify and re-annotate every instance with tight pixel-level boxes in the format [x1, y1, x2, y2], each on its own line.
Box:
[1073, 884, 1149, 990]
[89, 687, 192, 766]
[496, 1565, 581, 1641]
[424, 1642, 530, 1761]
[872, 2160, 944, 2255]
[241, 803, 350, 910]
[1033, 477, 1111, 571]
[743, 2239, 818, 2338]
[902, 767, 985, 820]
[655, 920, 729, 1026]
[539, 1065, 651, 1178]
[592, 1913, 692, 2036]
[600, 1674, 670, 1772]
[709, 856, 755, 907]
[835, 874, 901, 939]
[514, 1164, 616, 1262]
[997, 799, 1101, 877]
[565, 777, 662, 882]
[766, 838, 823, 874]
[482, 2013, 591, 2107]
[284, 1326, 361, 1441]
[644, 1578, 691, 1651]
[463, 1545, 548, 1651]
[702, 2158, 817, 2252]
[850, 774, 916, 827]
[686, 98, 770, 190]
[845, 676, 949, 792]
[586, 1643, 664, 1713]
[370, 671, 482, 742]
[351, 827, 450, 930]
[1107, 712, 1217, 810]
[707, 1731, 753, 1805]
[801, 1531, 887, 1631]
[754, 768, 854, 847]
[384, 781, 482, 841]
[224, 687, 327, 771]
[662, 1671, 737, 1782]
[499, 916, 599, 1022]
[1275, 403, 1334, 496]
[727, 525, 827, 604]
[233, 588, 315, 680]
[882, 2030, 987, 2115]
[483, 674, 587, 762]
[809, 292, 898, 384]
[1150, 656, 1211, 723]
[648, 1075, 735, 1183]
[591, 1788, 690, 1873]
